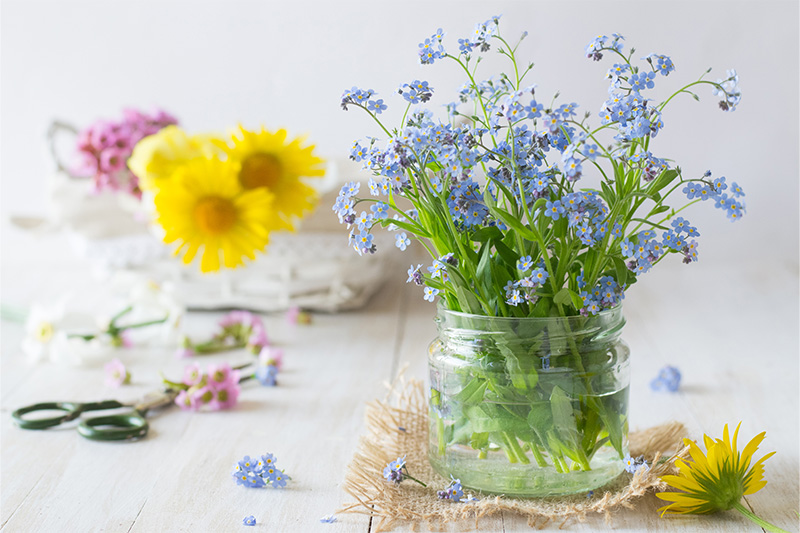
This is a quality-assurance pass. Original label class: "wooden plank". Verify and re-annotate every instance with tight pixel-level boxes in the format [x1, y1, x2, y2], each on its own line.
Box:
[1, 269, 409, 532]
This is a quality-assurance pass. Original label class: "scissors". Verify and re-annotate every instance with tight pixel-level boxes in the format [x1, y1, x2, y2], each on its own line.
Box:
[12, 388, 179, 441]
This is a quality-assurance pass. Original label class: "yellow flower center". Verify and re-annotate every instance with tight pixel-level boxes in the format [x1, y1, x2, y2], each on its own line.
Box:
[239, 152, 283, 190]
[194, 197, 237, 234]
[35, 322, 54, 343]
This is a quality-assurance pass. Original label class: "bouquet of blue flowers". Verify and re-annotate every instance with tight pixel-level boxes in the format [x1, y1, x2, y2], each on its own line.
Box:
[334, 17, 745, 494]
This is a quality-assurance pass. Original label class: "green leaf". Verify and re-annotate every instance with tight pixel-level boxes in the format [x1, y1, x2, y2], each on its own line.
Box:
[494, 240, 519, 268]
[464, 404, 530, 434]
[471, 226, 503, 243]
[553, 287, 572, 306]
[550, 388, 578, 439]
[649, 169, 679, 194]
[454, 379, 488, 405]
[600, 181, 616, 205]
[470, 432, 489, 451]
[613, 257, 629, 285]
[493, 207, 539, 242]
[568, 290, 584, 311]
[379, 218, 430, 238]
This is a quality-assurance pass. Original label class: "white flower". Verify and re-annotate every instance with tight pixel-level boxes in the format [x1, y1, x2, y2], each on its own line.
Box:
[21, 301, 66, 361]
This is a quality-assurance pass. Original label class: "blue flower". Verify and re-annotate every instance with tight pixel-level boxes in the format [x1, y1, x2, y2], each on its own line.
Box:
[395, 233, 411, 251]
[581, 143, 600, 161]
[246, 472, 266, 488]
[406, 264, 423, 285]
[620, 239, 635, 258]
[624, 453, 636, 473]
[544, 200, 565, 220]
[730, 182, 745, 198]
[423, 286, 440, 302]
[370, 202, 390, 219]
[542, 355, 550, 370]
[712, 176, 728, 192]
[355, 211, 374, 231]
[650, 366, 681, 392]
[682, 182, 700, 200]
[530, 268, 549, 285]
[516, 255, 533, 272]
[269, 470, 287, 488]
[320, 515, 337, 523]
[255, 365, 278, 387]
[383, 456, 407, 484]
[257, 453, 276, 471]
[437, 477, 465, 502]
[629, 72, 655, 91]
[355, 230, 374, 251]
[506, 289, 523, 306]
[243, 515, 256, 526]
[458, 38, 473, 55]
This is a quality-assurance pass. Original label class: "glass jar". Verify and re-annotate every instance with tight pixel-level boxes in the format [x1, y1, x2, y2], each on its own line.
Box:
[428, 306, 630, 497]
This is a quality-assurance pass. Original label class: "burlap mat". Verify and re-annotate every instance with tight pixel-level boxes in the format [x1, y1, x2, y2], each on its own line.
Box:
[341, 376, 689, 531]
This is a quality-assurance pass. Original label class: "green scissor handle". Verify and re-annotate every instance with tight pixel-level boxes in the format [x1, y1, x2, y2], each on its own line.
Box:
[77, 412, 149, 441]
[12, 400, 124, 429]
[12, 400, 148, 440]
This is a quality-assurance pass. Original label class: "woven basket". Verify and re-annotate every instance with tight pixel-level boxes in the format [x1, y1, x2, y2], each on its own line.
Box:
[18, 122, 392, 312]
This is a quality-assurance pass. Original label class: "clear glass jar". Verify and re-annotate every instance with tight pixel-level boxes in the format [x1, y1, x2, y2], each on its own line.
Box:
[428, 306, 630, 497]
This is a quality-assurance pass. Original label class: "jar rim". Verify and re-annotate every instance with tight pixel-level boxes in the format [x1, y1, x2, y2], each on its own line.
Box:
[436, 303, 623, 323]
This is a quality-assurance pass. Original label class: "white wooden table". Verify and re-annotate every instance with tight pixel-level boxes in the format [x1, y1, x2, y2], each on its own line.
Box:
[1, 231, 798, 532]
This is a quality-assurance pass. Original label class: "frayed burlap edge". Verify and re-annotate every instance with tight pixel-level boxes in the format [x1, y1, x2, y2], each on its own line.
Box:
[341, 374, 690, 531]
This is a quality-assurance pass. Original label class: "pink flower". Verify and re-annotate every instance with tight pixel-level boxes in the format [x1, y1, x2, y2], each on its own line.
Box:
[207, 363, 240, 390]
[99, 148, 127, 173]
[209, 382, 240, 410]
[175, 389, 199, 411]
[176, 346, 195, 359]
[182, 363, 203, 386]
[286, 306, 300, 324]
[259, 346, 284, 371]
[218, 310, 252, 329]
[104, 358, 130, 388]
[247, 324, 269, 351]
[286, 306, 312, 325]
[193, 386, 215, 406]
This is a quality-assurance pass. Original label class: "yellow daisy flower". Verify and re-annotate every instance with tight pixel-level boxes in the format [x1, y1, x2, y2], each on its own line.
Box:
[153, 157, 289, 273]
[129, 126, 221, 192]
[658, 422, 787, 532]
[215, 126, 325, 227]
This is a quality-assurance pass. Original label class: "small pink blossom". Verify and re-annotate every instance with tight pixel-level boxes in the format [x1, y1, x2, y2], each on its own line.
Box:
[247, 324, 269, 352]
[175, 389, 199, 411]
[193, 386, 215, 406]
[259, 346, 284, 371]
[176, 346, 195, 359]
[104, 358, 130, 388]
[209, 382, 240, 410]
[207, 363, 240, 390]
[286, 305, 312, 325]
[182, 363, 203, 386]
[219, 310, 254, 329]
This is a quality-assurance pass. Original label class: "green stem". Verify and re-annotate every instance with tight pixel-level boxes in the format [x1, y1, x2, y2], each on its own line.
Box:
[115, 316, 168, 331]
[732, 501, 790, 533]
[403, 473, 428, 488]
[527, 440, 548, 467]
[504, 433, 530, 464]
[108, 305, 133, 326]
[194, 339, 246, 354]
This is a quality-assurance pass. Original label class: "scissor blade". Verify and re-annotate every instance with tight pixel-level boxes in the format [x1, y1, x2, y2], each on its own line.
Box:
[133, 389, 180, 412]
